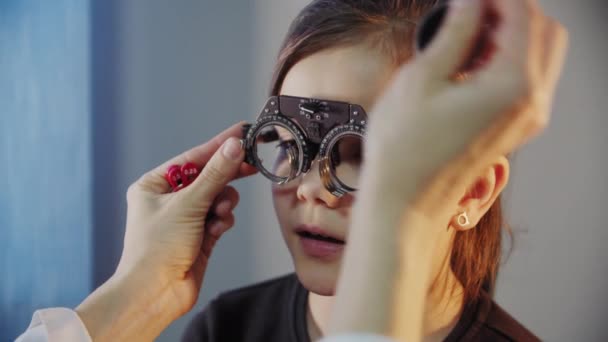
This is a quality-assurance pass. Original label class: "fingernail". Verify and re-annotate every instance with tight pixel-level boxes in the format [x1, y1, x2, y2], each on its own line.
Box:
[416, 4, 448, 51]
[222, 138, 243, 161]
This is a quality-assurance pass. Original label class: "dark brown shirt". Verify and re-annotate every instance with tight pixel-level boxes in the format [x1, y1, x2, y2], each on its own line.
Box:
[182, 274, 540, 342]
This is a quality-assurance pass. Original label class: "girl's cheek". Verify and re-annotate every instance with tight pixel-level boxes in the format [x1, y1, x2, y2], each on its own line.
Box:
[271, 182, 299, 197]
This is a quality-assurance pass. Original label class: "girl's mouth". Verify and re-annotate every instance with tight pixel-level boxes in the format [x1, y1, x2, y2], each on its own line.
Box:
[295, 225, 345, 259]
[297, 230, 345, 245]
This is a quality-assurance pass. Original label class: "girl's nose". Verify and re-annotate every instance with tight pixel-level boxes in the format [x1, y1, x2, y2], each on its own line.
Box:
[296, 160, 341, 209]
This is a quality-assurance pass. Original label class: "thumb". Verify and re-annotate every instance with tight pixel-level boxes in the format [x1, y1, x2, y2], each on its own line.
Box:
[180, 137, 245, 204]
[417, 0, 483, 80]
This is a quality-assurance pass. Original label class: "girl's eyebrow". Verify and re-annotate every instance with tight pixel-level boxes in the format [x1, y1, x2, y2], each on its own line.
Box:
[258, 129, 279, 143]
[257, 127, 295, 143]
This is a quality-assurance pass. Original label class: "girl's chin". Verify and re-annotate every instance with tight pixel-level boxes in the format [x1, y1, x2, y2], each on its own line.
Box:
[294, 264, 339, 296]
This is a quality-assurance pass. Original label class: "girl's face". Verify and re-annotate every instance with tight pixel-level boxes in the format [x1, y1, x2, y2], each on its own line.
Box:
[273, 44, 397, 295]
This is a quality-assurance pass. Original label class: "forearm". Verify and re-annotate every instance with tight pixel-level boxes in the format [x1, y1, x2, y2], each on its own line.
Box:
[329, 147, 473, 340]
[330, 182, 437, 341]
[75, 270, 178, 342]
[389, 211, 438, 342]
[329, 221, 402, 336]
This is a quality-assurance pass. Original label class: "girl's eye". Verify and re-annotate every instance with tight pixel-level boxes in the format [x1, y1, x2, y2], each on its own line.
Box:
[276, 140, 296, 160]
[270, 140, 298, 177]
[272, 139, 294, 163]
[332, 137, 363, 166]
[277, 140, 296, 148]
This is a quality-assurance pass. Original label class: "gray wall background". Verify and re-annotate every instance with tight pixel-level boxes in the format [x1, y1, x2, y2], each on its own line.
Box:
[494, 2, 608, 341]
[90, 1, 259, 340]
[2, 0, 605, 341]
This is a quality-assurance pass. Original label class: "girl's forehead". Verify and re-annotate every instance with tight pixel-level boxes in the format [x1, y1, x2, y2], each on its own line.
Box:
[279, 44, 397, 113]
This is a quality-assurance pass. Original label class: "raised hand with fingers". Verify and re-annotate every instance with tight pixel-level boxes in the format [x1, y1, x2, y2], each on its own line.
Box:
[365, 0, 569, 215]
[332, 0, 568, 340]
[75, 122, 257, 341]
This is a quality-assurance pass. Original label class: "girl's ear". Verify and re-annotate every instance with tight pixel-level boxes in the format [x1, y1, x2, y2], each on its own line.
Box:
[451, 156, 510, 231]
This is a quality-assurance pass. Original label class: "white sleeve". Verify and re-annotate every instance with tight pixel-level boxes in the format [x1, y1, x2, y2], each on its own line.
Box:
[14, 308, 92, 342]
[320, 334, 397, 342]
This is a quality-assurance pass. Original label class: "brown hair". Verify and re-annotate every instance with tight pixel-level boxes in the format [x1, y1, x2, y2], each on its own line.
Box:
[269, 0, 508, 304]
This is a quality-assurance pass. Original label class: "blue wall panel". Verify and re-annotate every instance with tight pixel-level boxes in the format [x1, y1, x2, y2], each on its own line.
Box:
[0, 0, 91, 339]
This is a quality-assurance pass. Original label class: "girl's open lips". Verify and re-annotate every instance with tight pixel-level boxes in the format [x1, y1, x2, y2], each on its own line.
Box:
[294, 225, 345, 259]
[294, 224, 345, 243]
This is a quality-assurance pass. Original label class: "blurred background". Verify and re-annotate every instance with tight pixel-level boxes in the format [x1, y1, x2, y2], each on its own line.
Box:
[1, 0, 607, 341]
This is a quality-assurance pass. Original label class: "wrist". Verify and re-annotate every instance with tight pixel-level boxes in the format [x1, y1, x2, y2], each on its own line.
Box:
[335, 193, 439, 332]
[76, 269, 179, 341]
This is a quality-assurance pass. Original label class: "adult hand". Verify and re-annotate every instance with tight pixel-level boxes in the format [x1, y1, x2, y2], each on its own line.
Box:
[366, 0, 568, 218]
[331, 0, 568, 340]
[76, 122, 257, 341]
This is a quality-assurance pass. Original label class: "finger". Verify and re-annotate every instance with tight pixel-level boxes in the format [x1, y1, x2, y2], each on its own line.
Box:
[189, 228, 221, 289]
[518, 17, 568, 137]
[496, 0, 538, 60]
[417, 0, 483, 81]
[476, 5, 566, 153]
[209, 186, 239, 218]
[477, 0, 542, 84]
[137, 121, 247, 194]
[191, 217, 234, 285]
[188, 198, 238, 291]
[180, 137, 245, 205]
[205, 213, 236, 239]
[155, 122, 246, 173]
[539, 18, 569, 92]
[459, 0, 543, 155]
[238, 162, 259, 179]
